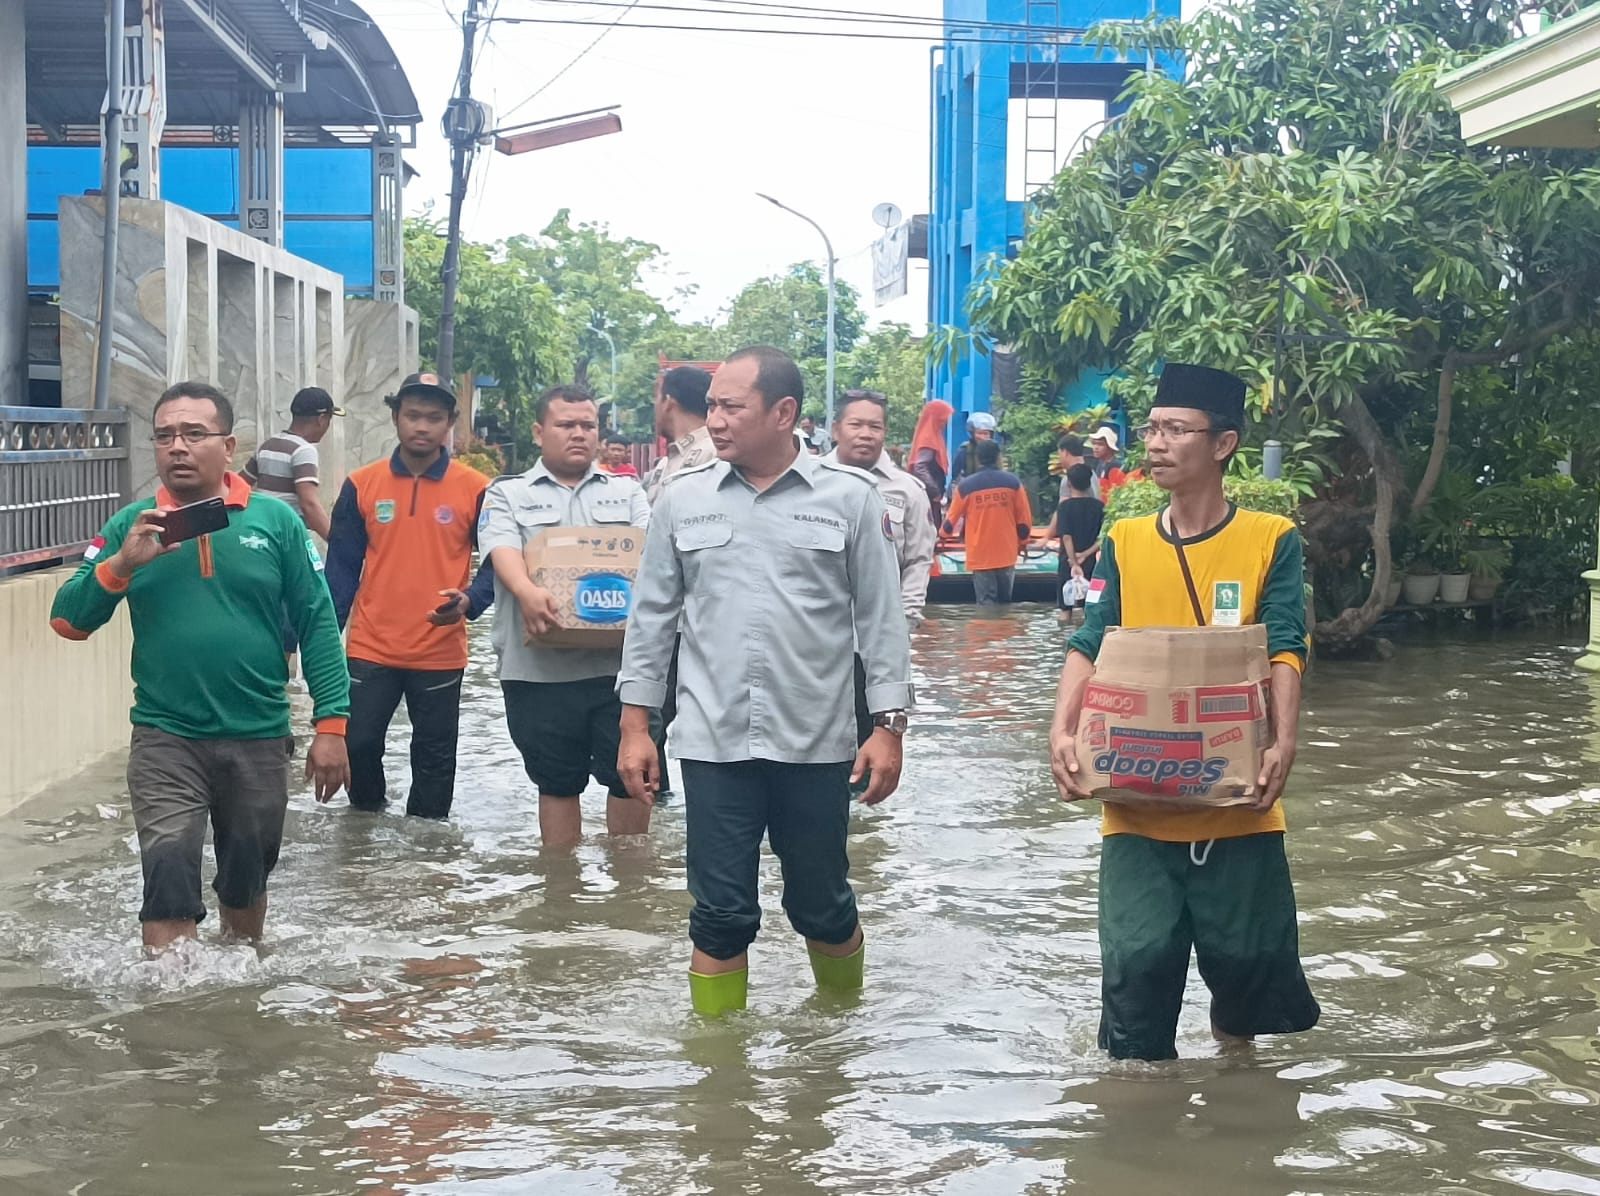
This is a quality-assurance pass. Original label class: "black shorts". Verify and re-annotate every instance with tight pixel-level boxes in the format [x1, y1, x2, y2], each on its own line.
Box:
[502, 676, 657, 799]
[126, 725, 293, 922]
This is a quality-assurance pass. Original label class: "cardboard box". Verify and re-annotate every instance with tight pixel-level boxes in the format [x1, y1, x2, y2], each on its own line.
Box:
[521, 525, 644, 648]
[1075, 625, 1271, 808]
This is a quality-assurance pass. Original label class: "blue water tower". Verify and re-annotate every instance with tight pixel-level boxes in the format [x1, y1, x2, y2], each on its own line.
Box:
[928, 0, 1180, 433]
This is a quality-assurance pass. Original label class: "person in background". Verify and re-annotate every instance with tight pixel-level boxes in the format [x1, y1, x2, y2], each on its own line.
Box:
[326, 372, 492, 821]
[942, 438, 1032, 606]
[908, 399, 954, 526]
[799, 412, 830, 454]
[601, 433, 640, 479]
[642, 364, 716, 802]
[241, 386, 342, 541]
[241, 386, 344, 671]
[644, 365, 715, 504]
[1042, 462, 1104, 624]
[1049, 362, 1319, 1062]
[480, 385, 653, 848]
[1088, 427, 1129, 500]
[49, 381, 350, 951]
[616, 345, 913, 1017]
[950, 410, 998, 492]
[827, 388, 936, 743]
[1056, 434, 1090, 503]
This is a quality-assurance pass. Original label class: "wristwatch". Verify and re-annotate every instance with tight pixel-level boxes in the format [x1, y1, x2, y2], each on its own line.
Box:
[872, 711, 909, 736]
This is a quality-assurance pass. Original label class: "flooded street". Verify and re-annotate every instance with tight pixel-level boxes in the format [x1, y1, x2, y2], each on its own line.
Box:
[3, 609, 1600, 1195]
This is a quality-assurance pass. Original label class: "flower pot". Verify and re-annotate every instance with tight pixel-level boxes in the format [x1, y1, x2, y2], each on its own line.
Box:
[1439, 573, 1471, 604]
[1401, 572, 1441, 605]
[1468, 576, 1501, 603]
[1384, 579, 1403, 607]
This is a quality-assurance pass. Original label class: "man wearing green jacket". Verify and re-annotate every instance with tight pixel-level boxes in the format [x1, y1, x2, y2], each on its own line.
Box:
[50, 381, 351, 951]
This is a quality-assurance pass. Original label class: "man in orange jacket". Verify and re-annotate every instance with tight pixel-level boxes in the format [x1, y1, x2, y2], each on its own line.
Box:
[325, 372, 491, 819]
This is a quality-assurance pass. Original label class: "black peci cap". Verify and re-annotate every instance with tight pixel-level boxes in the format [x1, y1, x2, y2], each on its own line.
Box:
[1153, 364, 1247, 424]
[387, 371, 457, 411]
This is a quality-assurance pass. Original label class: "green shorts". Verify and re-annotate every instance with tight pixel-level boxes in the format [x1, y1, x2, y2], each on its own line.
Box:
[1098, 831, 1320, 1061]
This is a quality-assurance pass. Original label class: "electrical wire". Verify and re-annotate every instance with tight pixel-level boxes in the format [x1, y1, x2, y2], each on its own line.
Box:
[517, 0, 1088, 34]
[490, 17, 1089, 42]
[498, 0, 646, 123]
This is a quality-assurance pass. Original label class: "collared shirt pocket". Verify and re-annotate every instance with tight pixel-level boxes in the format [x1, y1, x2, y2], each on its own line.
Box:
[675, 520, 734, 592]
[591, 498, 634, 524]
[513, 500, 562, 536]
[782, 521, 847, 594]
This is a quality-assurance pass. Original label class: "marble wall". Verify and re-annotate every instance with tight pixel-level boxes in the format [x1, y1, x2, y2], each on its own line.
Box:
[58, 197, 346, 499]
[341, 297, 419, 473]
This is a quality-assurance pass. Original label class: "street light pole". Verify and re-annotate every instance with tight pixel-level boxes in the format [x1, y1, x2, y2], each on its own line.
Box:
[587, 324, 617, 430]
[756, 193, 836, 426]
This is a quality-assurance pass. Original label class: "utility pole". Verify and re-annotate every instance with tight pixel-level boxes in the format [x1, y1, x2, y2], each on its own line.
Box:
[437, 0, 487, 383]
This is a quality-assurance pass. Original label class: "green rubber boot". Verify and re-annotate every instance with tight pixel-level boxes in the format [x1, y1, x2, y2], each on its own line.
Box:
[689, 967, 748, 1016]
[808, 940, 865, 991]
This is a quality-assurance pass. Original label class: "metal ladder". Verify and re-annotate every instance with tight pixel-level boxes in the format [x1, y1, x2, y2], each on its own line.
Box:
[1022, 0, 1062, 198]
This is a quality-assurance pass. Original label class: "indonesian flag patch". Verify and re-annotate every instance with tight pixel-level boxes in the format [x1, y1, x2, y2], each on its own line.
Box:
[1085, 577, 1106, 605]
[83, 536, 106, 562]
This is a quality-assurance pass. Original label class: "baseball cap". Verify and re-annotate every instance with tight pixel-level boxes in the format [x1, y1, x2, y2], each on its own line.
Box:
[291, 387, 344, 418]
[1089, 427, 1120, 451]
[386, 371, 457, 411]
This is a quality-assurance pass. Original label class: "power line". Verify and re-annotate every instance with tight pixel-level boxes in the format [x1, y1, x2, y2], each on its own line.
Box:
[491, 15, 1091, 41]
[504, 0, 1097, 36]
[499, 0, 646, 123]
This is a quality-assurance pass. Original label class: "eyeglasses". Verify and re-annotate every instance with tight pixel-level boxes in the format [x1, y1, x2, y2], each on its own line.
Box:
[152, 429, 228, 446]
[1136, 421, 1215, 443]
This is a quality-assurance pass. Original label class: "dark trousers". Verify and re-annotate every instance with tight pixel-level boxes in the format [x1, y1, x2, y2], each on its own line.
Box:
[681, 759, 858, 960]
[973, 567, 1015, 604]
[655, 637, 681, 794]
[346, 659, 464, 819]
[853, 655, 873, 748]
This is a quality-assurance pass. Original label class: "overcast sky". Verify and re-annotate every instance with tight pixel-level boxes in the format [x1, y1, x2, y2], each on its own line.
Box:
[368, 0, 942, 329]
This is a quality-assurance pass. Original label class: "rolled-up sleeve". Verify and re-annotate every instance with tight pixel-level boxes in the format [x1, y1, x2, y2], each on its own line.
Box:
[850, 485, 915, 712]
[616, 487, 682, 710]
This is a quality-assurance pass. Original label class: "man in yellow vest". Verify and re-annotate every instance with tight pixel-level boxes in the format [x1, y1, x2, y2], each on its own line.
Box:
[1048, 363, 1320, 1061]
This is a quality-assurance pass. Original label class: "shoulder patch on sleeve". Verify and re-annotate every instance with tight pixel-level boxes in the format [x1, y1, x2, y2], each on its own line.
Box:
[306, 535, 325, 572]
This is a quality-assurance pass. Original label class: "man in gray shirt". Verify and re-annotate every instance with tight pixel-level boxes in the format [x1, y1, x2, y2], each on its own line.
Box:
[617, 345, 913, 1017]
[479, 385, 652, 848]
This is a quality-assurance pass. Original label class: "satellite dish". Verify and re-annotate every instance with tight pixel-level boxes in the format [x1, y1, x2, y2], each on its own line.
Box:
[872, 202, 903, 229]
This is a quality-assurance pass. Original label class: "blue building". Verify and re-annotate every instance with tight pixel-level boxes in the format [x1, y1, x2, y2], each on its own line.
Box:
[927, 0, 1180, 434]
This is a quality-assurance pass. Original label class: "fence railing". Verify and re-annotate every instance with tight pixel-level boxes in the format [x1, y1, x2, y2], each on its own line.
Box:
[0, 407, 130, 574]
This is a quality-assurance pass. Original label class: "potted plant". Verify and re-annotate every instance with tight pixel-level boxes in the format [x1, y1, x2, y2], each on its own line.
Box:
[1401, 555, 1442, 605]
[1461, 539, 1510, 602]
[1438, 558, 1472, 604]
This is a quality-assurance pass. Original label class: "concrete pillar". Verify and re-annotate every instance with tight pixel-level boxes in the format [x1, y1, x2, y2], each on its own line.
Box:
[239, 91, 285, 248]
[120, 0, 168, 201]
[0, 1, 27, 403]
[372, 136, 404, 304]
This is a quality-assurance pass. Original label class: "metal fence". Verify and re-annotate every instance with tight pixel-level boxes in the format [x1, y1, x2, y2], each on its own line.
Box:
[0, 407, 129, 573]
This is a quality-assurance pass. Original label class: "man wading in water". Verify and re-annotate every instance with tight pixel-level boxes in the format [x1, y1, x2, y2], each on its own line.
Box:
[1048, 363, 1320, 1061]
[616, 345, 913, 1016]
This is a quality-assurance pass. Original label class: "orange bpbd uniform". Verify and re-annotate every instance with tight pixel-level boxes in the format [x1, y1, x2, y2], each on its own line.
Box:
[326, 449, 490, 671]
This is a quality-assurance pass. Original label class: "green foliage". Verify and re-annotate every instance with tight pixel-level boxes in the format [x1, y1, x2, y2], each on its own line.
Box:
[452, 435, 505, 481]
[1472, 475, 1598, 621]
[1104, 478, 1301, 529]
[965, 0, 1600, 642]
[504, 210, 679, 403]
[404, 214, 570, 465]
[721, 262, 866, 410]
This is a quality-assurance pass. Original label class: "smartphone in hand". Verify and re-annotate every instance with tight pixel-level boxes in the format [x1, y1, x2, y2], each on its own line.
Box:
[158, 497, 230, 545]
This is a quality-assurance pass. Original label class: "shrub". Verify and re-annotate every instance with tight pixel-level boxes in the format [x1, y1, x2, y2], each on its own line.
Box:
[1103, 477, 1300, 529]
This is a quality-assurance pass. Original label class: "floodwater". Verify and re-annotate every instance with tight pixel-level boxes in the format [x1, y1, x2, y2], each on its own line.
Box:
[3, 612, 1600, 1196]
